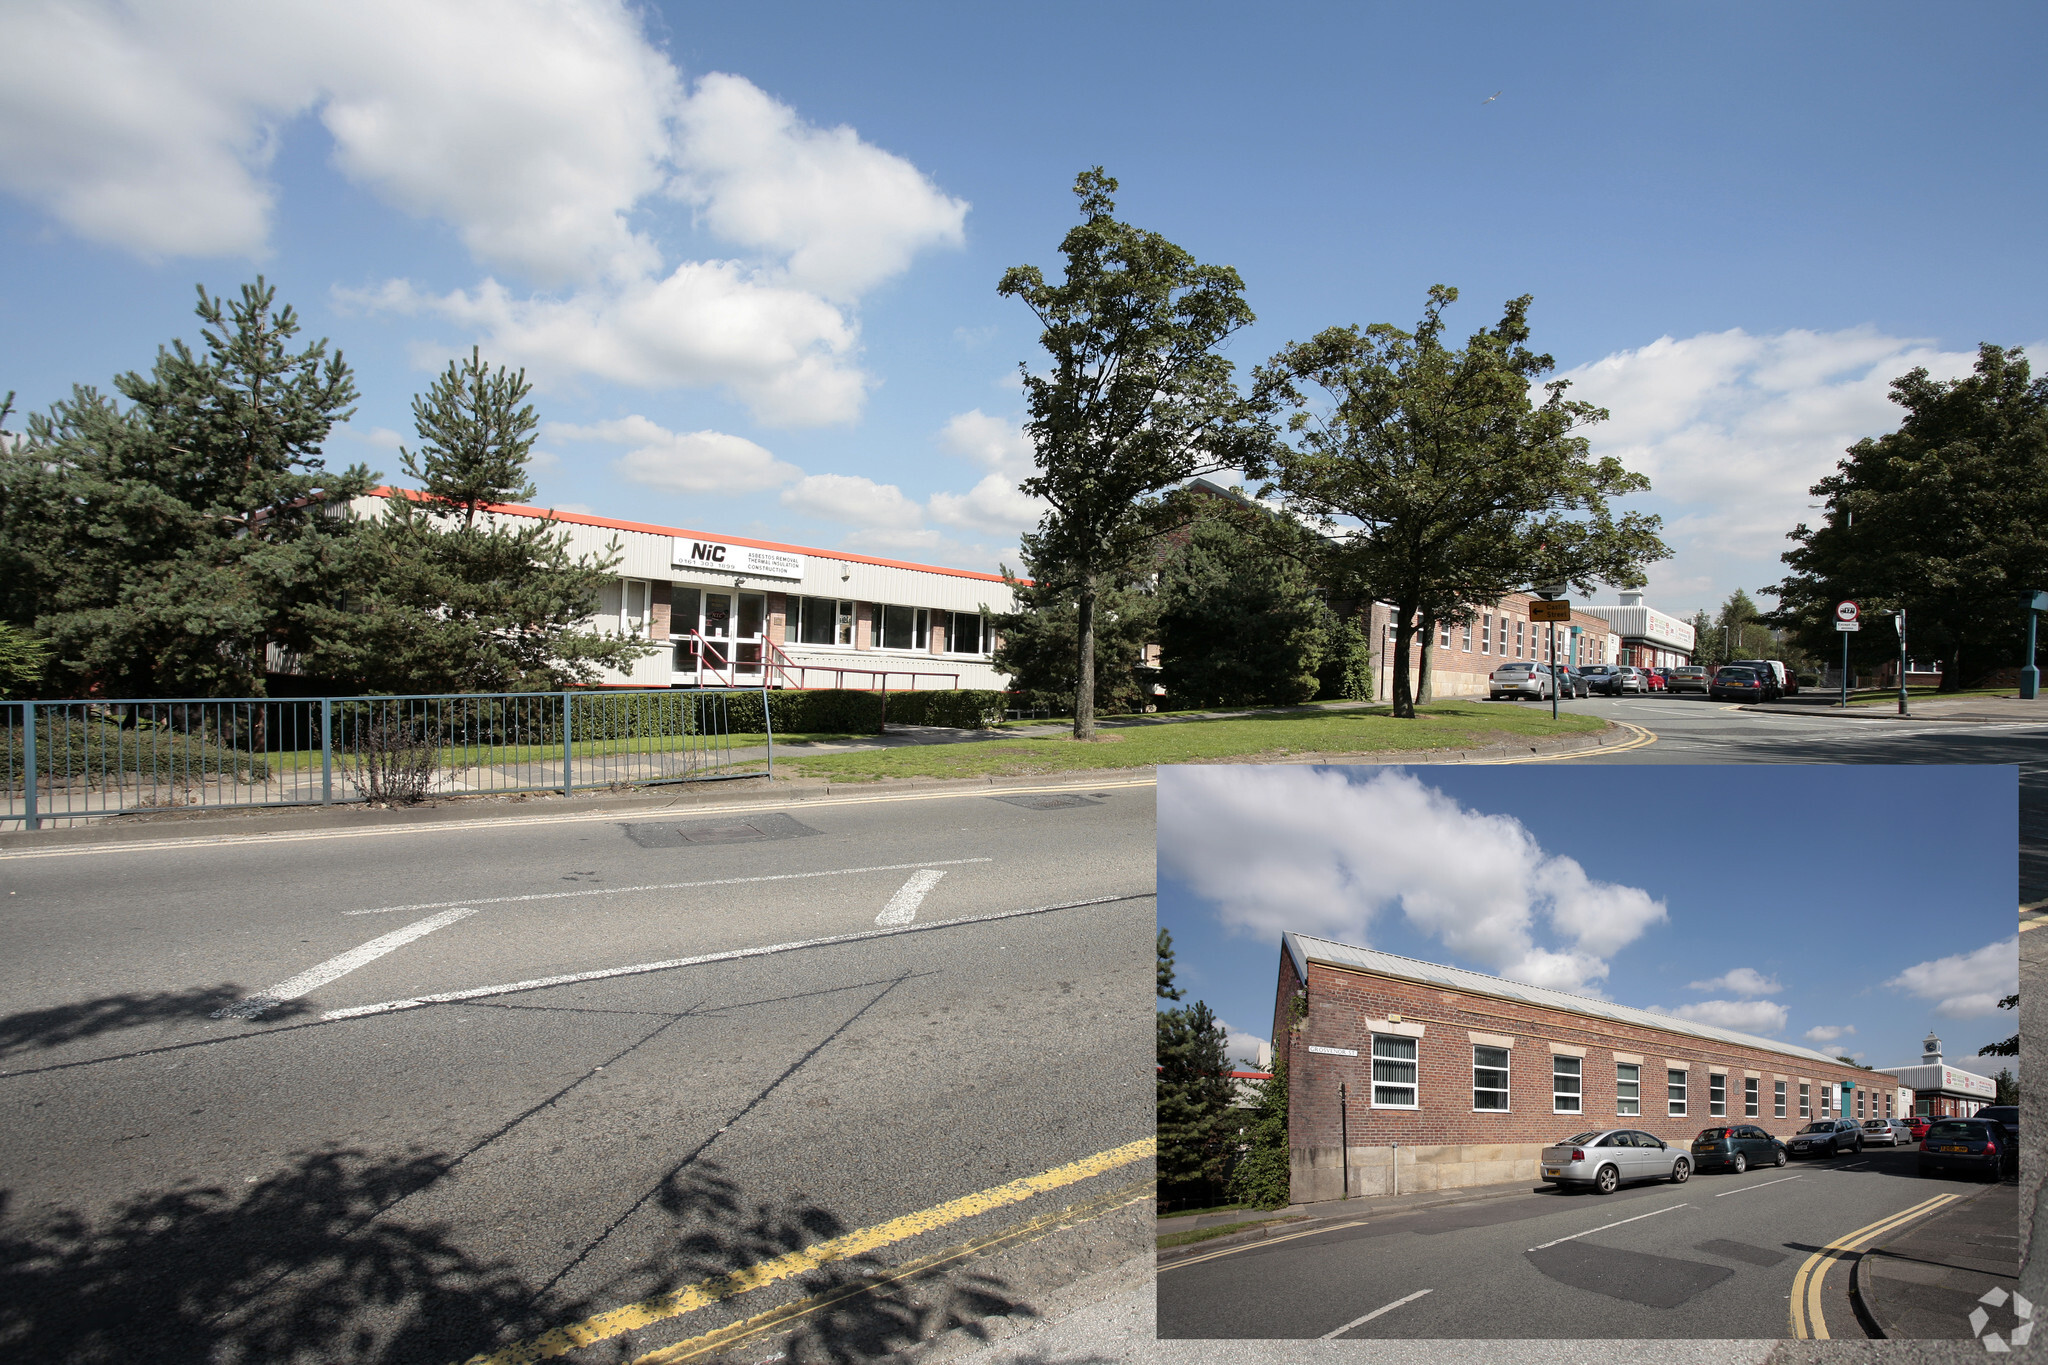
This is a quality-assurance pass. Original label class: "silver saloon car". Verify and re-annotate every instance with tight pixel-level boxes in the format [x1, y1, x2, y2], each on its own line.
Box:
[1861, 1118, 1913, 1147]
[1540, 1128, 1692, 1194]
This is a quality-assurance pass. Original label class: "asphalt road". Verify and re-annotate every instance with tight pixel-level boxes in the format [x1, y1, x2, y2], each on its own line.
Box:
[1158, 1145, 1990, 1340]
[0, 782, 1157, 1365]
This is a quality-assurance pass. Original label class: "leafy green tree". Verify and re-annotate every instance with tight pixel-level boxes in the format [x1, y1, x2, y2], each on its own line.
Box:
[1156, 936, 1238, 1207]
[1157, 503, 1333, 708]
[1979, 992, 2018, 1059]
[305, 350, 651, 694]
[1720, 589, 1768, 661]
[990, 530, 1157, 717]
[1317, 614, 1374, 701]
[1000, 169, 1268, 738]
[1770, 344, 2048, 689]
[0, 280, 370, 696]
[1252, 286, 1667, 718]
[1992, 1067, 2019, 1106]
[1226, 1057, 1290, 1209]
[1686, 608, 1715, 665]
[0, 622, 50, 698]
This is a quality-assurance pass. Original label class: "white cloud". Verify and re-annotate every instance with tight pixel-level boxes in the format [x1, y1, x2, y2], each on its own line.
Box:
[0, 3, 965, 424]
[549, 415, 798, 495]
[1660, 999, 1789, 1035]
[1687, 967, 1782, 997]
[780, 473, 923, 530]
[1157, 767, 1668, 996]
[1886, 938, 2019, 1019]
[929, 474, 1044, 539]
[1804, 1024, 1856, 1045]
[669, 72, 966, 300]
[938, 409, 1035, 476]
[1219, 1020, 1271, 1072]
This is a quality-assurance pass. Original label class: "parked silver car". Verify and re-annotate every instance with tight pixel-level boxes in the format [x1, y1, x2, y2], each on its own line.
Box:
[1861, 1117, 1914, 1147]
[1490, 661, 1553, 700]
[1540, 1128, 1692, 1194]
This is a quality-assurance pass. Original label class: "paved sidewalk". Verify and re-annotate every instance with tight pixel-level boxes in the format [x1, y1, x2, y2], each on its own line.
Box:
[1855, 1180, 2024, 1341]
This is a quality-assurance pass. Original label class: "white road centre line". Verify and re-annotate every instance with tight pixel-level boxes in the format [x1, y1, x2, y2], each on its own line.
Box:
[1528, 1202, 1689, 1252]
[341, 859, 993, 915]
[1319, 1289, 1433, 1340]
[1715, 1174, 1803, 1197]
[876, 869, 945, 926]
[320, 890, 1150, 1021]
[214, 907, 477, 1020]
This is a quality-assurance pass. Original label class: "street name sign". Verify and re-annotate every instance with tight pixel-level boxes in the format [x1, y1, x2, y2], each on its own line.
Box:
[1529, 599, 1572, 622]
[1837, 621, 1861, 632]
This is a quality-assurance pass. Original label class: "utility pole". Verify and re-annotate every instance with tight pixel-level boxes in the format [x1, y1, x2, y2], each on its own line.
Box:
[1894, 609, 1909, 716]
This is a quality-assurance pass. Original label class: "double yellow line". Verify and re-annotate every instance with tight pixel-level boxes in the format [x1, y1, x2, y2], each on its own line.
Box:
[1788, 1192, 1958, 1338]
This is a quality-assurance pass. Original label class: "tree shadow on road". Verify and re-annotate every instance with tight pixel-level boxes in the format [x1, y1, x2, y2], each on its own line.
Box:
[0, 1145, 544, 1364]
[0, 985, 310, 1061]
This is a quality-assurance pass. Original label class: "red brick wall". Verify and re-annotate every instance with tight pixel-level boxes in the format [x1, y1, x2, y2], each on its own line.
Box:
[1285, 956, 1875, 1154]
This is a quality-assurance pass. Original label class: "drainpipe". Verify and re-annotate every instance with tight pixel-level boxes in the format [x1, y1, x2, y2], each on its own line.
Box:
[1391, 1143, 1400, 1197]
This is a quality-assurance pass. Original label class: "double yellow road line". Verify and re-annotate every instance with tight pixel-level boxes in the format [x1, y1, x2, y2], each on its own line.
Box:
[1788, 1191, 1959, 1338]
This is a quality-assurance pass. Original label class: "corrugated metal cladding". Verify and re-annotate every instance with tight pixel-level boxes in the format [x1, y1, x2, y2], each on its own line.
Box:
[1285, 932, 1844, 1069]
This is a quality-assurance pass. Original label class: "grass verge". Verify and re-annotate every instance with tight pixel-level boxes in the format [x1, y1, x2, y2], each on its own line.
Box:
[1844, 686, 2021, 707]
[783, 700, 1607, 783]
[1157, 1216, 1306, 1250]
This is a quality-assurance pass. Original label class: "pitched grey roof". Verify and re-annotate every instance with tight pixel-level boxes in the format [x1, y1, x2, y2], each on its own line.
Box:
[1285, 932, 1846, 1068]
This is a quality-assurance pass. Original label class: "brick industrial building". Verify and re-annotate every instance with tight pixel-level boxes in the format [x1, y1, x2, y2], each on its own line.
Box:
[1272, 933, 1899, 1202]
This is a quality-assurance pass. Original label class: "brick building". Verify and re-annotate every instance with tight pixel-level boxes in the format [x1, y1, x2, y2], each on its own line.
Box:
[1272, 932, 1897, 1202]
[1365, 596, 1620, 703]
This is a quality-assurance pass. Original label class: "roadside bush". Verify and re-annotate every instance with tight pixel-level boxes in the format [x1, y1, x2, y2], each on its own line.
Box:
[884, 690, 1008, 730]
[346, 714, 446, 805]
[1316, 618, 1374, 701]
[717, 688, 886, 735]
[3, 712, 268, 785]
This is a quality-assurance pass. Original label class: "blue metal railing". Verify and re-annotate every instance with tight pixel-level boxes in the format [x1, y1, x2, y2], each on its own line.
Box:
[0, 688, 772, 829]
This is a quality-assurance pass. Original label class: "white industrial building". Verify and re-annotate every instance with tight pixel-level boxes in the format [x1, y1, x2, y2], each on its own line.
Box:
[1579, 590, 1698, 669]
[1875, 1032, 1998, 1118]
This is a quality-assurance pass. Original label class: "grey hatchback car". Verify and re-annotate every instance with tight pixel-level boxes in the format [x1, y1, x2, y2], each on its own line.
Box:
[1690, 1124, 1788, 1173]
[1541, 1128, 1692, 1194]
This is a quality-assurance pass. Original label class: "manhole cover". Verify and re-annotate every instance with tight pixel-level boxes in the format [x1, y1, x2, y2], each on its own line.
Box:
[620, 811, 823, 847]
[989, 793, 1101, 811]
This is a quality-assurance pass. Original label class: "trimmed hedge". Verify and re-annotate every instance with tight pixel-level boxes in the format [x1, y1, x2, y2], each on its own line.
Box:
[718, 688, 886, 735]
[883, 689, 1008, 730]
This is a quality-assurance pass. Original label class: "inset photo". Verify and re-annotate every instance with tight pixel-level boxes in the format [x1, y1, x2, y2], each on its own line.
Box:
[1156, 763, 2020, 1342]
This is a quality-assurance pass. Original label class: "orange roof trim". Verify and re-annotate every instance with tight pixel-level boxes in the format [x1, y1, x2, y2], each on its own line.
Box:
[368, 487, 1019, 585]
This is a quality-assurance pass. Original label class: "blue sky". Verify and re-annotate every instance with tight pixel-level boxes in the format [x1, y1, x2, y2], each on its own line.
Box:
[2, 3, 2045, 614]
[1157, 764, 2020, 1079]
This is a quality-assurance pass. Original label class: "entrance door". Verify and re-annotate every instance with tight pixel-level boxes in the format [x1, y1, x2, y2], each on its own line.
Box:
[733, 593, 764, 682]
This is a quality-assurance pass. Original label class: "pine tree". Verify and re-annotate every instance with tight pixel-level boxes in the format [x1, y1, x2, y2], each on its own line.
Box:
[991, 529, 1158, 718]
[1157, 503, 1332, 708]
[308, 350, 652, 693]
[1155, 928, 1239, 1206]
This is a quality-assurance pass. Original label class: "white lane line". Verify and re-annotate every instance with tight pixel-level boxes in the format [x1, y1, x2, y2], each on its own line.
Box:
[1319, 1289, 1432, 1340]
[1528, 1202, 1688, 1252]
[876, 869, 945, 926]
[214, 908, 477, 1020]
[342, 859, 993, 916]
[1715, 1174, 1803, 1197]
[1837, 1161, 1871, 1171]
[321, 890, 1151, 1021]
[2, 777, 1159, 861]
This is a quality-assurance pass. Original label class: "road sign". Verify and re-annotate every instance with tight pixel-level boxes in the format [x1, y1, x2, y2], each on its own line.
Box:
[1836, 621, 1860, 632]
[1529, 599, 1571, 622]
[1835, 600, 1859, 623]
[1532, 581, 1569, 599]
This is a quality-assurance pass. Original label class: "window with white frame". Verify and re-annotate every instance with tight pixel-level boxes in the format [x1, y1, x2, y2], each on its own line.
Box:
[879, 604, 928, 651]
[1616, 1062, 1640, 1116]
[1886, 1092, 1893, 1118]
[1473, 1045, 1509, 1111]
[1745, 1077, 1759, 1117]
[1372, 1035, 1418, 1108]
[1461, 622, 1473, 651]
[1668, 1069, 1687, 1117]
[1709, 1072, 1725, 1117]
[1552, 1055, 1582, 1113]
[950, 611, 988, 656]
[1820, 1085, 1831, 1117]
[1516, 619, 1525, 657]
[621, 578, 651, 637]
[1775, 1080, 1787, 1119]
[1800, 1082, 1810, 1118]
[1439, 621, 1451, 647]
[1481, 614, 1492, 654]
[789, 596, 859, 647]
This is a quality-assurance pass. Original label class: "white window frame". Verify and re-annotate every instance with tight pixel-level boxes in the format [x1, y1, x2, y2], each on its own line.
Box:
[1439, 621, 1451, 647]
[1552, 1055, 1582, 1114]
[1516, 619, 1525, 657]
[1800, 1083, 1810, 1118]
[1820, 1084, 1831, 1117]
[621, 578, 651, 638]
[1775, 1080, 1787, 1119]
[1481, 613, 1492, 654]
[1462, 622, 1473, 651]
[1473, 1044, 1509, 1112]
[1709, 1072, 1725, 1117]
[1668, 1069, 1687, 1117]
[1745, 1076, 1759, 1118]
[949, 611, 988, 657]
[1371, 1034, 1418, 1109]
[1615, 1062, 1640, 1116]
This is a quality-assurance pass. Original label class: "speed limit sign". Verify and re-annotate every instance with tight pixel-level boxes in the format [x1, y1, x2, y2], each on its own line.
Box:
[1835, 600, 1859, 623]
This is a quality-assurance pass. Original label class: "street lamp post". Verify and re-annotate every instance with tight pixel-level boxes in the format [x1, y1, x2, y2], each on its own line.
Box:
[2023, 592, 2048, 701]
[1894, 610, 1909, 717]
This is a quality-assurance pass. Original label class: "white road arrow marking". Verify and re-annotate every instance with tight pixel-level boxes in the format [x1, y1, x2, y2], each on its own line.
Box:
[876, 869, 946, 926]
[214, 907, 476, 1020]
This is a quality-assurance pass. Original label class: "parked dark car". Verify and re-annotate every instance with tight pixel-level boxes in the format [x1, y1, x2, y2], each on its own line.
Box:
[1708, 666, 1767, 702]
[1918, 1116, 2007, 1181]
[1726, 659, 1789, 699]
[1786, 1118, 1863, 1158]
[1976, 1105, 2019, 1176]
[1690, 1124, 1788, 1173]
[1556, 666, 1591, 698]
[1578, 664, 1643, 696]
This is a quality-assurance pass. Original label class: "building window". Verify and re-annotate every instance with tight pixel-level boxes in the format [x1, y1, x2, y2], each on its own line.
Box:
[1481, 614, 1492, 654]
[1668, 1069, 1687, 1117]
[1616, 1063, 1640, 1116]
[1800, 1083, 1810, 1118]
[880, 603, 925, 651]
[1516, 620, 1525, 657]
[1886, 1092, 1893, 1118]
[1775, 1081, 1787, 1119]
[1709, 1072, 1725, 1117]
[1439, 621, 1451, 648]
[1820, 1085, 1831, 1117]
[1473, 1045, 1509, 1111]
[1745, 1077, 1759, 1118]
[621, 578, 650, 637]
[789, 596, 860, 647]
[1462, 622, 1473, 651]
[1552, 1055, 1582, 1114]
[950, 612, 987, 655]
[1372, 1035, 1418, 1108]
